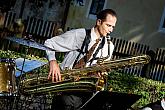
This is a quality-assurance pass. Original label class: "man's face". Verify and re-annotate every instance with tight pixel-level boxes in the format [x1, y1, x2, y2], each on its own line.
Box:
[96, 14, 117, 37]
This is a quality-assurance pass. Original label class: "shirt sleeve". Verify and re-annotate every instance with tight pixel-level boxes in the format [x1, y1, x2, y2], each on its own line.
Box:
[44, 28, 86, 61]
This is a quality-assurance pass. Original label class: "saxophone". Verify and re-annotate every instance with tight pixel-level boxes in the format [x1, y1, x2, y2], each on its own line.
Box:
[20, 55, 150, 95]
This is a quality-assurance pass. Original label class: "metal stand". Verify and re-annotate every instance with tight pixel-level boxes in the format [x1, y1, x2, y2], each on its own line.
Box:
[12, 45, 30, 109]
[79, 75, 109, 109]
[79, 91, 100, 109]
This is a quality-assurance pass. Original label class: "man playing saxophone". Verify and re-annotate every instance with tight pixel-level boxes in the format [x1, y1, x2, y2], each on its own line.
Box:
[44, 9, 117, 110]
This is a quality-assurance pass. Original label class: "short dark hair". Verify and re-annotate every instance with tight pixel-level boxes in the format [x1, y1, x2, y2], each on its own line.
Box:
[97, 9, 117, 21]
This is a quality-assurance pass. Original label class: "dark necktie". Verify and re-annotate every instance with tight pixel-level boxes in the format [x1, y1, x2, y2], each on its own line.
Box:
[73, 39, 100, 69]
[88, 36, 105, 66]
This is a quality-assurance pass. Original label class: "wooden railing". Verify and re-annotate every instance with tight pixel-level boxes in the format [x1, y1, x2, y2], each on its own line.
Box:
[111, 37, 150, 59]
[25, 16, 57, 39]
[111, 37, 165, 82]
[3, 11, 16, 29]
[149, 48, 165, 82]
[0, 11, 16, 50]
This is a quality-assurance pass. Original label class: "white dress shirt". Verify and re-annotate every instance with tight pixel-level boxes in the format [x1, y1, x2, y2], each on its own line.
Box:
[44, 28, 114, 70]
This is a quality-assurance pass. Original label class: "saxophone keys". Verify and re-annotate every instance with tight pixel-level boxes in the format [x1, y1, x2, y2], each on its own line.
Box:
[73, 76, 80, 81]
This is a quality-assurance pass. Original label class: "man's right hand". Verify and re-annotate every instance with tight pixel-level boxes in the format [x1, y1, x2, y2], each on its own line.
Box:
[48, 60, 61, 82]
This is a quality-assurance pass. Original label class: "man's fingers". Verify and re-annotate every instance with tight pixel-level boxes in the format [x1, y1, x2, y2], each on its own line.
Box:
[57, 71, 61, 82]
[48, 71, 51, 80]
[58, 73, 62, 81]
[50, 71, 61, 82]
[55, 70, 61, 82]
[55, 72, 58, 82]
[98, 72, 101, 77]
[52, 71, 55, 82]
[48, 68, 61, 82]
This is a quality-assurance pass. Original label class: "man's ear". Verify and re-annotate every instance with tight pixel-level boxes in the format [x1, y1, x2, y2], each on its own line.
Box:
[96, 19, 102, 25]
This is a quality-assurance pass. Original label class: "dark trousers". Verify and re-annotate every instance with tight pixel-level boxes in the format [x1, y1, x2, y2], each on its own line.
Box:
[51, 92, 93, 110]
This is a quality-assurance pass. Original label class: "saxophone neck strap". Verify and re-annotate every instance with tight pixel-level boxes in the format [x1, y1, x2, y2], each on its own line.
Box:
[73, 29, 91, 69]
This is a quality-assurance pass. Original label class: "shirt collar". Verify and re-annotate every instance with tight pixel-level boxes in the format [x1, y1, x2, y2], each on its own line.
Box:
[91, 27, 100, 41]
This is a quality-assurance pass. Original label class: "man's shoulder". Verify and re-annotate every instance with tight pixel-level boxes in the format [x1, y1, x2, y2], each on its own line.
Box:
[68, 28, 90, 36]
[69, 28, 92, 33]
[69, 28, 86, 32]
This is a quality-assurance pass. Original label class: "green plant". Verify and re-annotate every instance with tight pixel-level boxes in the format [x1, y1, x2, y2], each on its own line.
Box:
[108, 71, 165, 109]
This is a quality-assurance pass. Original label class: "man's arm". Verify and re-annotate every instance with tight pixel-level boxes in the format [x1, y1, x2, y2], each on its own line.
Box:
[44, 29, 86, 82]
[44, 37, 61, 82]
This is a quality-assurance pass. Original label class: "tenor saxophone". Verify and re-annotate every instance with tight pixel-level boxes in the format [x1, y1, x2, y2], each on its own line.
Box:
[20, 55, 150, 95]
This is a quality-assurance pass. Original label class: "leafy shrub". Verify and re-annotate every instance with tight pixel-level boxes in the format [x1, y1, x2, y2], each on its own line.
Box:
[108, 71, 165, 109]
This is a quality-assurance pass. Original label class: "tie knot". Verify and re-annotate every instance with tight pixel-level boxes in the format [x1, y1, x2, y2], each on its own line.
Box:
[96, 38, 101, 43]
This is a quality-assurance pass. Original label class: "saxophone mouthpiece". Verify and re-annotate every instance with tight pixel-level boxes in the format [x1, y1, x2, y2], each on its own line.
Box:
[107, 32, 110, 36]
[106, 33, 111, 42]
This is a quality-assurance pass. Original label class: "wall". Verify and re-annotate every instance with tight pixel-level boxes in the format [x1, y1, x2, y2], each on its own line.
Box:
[64, 0, 95, 30]
[12, 0, 67, 24]
[65, 0, 165, 50]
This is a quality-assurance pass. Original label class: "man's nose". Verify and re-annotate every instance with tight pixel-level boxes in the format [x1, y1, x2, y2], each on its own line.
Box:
[109, 27, 113, 33]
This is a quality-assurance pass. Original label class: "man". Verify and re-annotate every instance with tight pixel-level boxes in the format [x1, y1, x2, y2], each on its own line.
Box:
[44, 9, 117, 110]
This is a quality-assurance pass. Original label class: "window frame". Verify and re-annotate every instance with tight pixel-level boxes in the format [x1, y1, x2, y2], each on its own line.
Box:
[159, 7, 165, 33]
[87, 0, 107, 20]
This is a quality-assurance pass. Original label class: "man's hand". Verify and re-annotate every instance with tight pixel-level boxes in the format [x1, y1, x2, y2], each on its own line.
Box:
[48, 60, 61, 82]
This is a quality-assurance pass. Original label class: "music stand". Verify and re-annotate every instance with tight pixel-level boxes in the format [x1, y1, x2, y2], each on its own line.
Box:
[81, 91, 141, 110]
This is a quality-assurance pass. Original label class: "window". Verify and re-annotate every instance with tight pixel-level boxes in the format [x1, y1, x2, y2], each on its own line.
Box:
[88, 0, 106, 19]
[159, 7, 165, 33]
